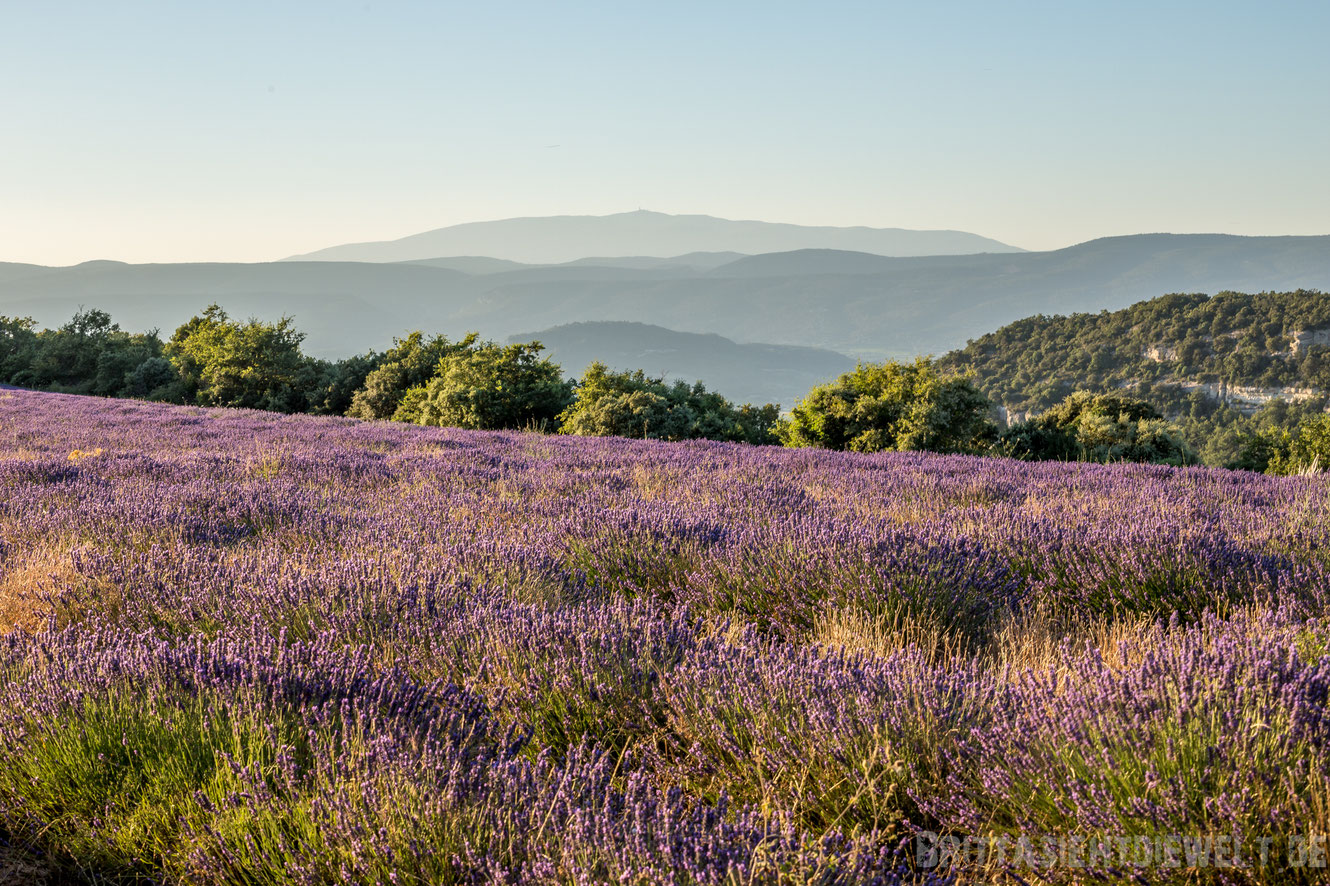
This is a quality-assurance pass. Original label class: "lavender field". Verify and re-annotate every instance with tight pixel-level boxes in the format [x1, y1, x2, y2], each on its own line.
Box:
[1, 390, 1328, 884]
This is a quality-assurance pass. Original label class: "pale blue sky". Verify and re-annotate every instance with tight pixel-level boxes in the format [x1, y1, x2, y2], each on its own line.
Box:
[2, 0, 1327, 265]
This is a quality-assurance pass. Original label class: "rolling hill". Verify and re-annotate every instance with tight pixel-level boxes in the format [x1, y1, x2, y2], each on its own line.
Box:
[506, 322, 856, 408]
[0, 234, 1327, 365]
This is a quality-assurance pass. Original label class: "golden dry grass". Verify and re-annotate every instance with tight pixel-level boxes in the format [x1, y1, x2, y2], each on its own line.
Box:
[986, 605, 1162, 676]
[813, 601, 1169, 681]
[812, 605, 965, 666]
[0, 542, 76, 635]
[631, 463, 678, 500]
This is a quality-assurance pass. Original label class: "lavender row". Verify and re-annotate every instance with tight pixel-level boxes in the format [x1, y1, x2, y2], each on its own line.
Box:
[1, 389, 1328, 883]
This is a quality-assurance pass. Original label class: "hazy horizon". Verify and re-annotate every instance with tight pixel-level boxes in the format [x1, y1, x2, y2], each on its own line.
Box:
[3, 1, 1328, 266]
[6, 209, 1330, 270]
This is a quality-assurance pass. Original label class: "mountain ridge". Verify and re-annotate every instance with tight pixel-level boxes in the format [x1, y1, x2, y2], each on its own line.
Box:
[506, 321, 856, 409]
[281, 210, 1023, 264]
[1, 234, 1327, 364]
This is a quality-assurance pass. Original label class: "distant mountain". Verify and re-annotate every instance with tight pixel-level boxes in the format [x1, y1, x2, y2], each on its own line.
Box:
[552, 252, 746, 272]
[398, 251, 747, 276]
[2, 234, 1328, 361]
[282, 210, 1022, 264]
[398, 256, 528, 274]
[507, 322, 856, 408]
[713, 249, 901, 277]
[0, 262, 59, 283]
[428, 234, 1330, 360]
[0, 260, 463, 358]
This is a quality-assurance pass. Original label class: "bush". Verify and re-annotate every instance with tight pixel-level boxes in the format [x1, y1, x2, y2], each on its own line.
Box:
[559, 362, 779, 444]
[1264, 413, 1330, 475]
[781, 358, 996, 454]
[165, 305, 312, 412]
[346, 332, 478, 420]
[416, 341, 573, 431]
[122, 356, 184, 401]
[999, 391, 1197, 465]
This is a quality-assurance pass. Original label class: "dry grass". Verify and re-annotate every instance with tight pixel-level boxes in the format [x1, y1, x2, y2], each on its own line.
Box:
[243, 442, 289, 480]
[631, 464, 677, 500]
[812, 601, 1169, 680]
[0, 542, 77, 635]
[813, 606, 966, 666]
[986, 605, 1162, 676]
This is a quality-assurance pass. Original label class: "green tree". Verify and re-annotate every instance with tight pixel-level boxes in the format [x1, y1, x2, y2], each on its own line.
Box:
[558, 362, 779, 444]
[781, 358, 995, 454]
[999, 392, 1197, 465]
[415, 341, 573, 431]
[91, 331, 169, 398]
[122, 356, 184, 401]
[391, 385, 431, 423]
[15, 308, 173, 398]
[0, 316, 38, 382]
[346, 331, 478, 420]
[302, 353, 379, 416]
[26, 308, 118, 391]
[1267, 413, 1330, 475]
[165, 305, 311, 411]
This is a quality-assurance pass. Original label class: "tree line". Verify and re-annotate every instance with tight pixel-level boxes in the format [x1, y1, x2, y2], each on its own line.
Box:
[0, 306, 780, 445]
[3, 304, 1328, 475]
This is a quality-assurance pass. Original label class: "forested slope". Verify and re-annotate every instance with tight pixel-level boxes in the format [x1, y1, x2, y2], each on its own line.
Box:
[942, 290, 1330, 410]
[940, 289, 1330, 464]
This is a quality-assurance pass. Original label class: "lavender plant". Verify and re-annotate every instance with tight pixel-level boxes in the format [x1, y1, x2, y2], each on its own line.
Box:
[0, 389, 1327, 883]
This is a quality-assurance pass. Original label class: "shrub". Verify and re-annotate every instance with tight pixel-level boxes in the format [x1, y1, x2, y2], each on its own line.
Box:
[559, 362, 780, 444]
[416, 341, 573, 431]
[999, 391, 1197, 465]
[781, 358, 996, 454]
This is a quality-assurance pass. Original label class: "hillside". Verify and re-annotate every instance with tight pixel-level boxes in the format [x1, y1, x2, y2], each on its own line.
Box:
[506, 322, 855, 408]
[941, 289, 1330, 414]
[282, 210, 1021, 263]
[4, 234, 1329, 361]
[2, 391, 1327, 883]
[938, 289, 1330, 466]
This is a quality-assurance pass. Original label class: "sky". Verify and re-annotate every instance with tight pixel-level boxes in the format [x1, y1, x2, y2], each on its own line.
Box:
[2, 0, 1328, 265]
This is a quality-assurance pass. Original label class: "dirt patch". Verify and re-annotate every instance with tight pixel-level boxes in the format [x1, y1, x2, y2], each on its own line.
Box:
[0, 841, 61, 886]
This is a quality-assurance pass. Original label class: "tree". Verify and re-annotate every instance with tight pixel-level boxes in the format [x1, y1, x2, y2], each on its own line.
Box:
[302, 353, 379, 416]
[391, 385, 430, 423]
[122, 356, 184, 401]
[346, 331, 478, 420]
[165, 305, 311, 411]
[14, 308, 175, 399]
[781, 358, 996, 454]
[1265, 413, 1330, 475]
[26, 308, 118, 391]
[999, 391, 1197, 465]
[558, 362, 780, 444]
[734, 402, 782, 446]
[415, 341, 573, 431]
[0, 316, 38, 382]
[91, 331, 169, 398]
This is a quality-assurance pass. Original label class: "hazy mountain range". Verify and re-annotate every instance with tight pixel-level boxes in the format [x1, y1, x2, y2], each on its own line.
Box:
[506, 322, 856, 408]
[1, 219, 1328, 407]
[282, 210, 1022, 264]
